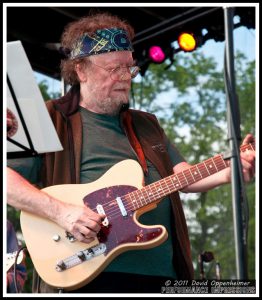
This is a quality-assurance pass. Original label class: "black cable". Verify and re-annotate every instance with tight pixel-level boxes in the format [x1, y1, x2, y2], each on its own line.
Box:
[13, 246, 27, 293]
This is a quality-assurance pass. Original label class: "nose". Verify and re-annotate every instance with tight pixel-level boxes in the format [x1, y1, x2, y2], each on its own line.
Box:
[119, 68, 132, 81]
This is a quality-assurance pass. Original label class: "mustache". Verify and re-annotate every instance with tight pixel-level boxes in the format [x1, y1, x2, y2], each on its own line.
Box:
[113, 85, 130, 90]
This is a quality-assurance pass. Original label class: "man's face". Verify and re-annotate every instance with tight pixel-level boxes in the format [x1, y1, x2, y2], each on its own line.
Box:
[79, 51, 134, 115]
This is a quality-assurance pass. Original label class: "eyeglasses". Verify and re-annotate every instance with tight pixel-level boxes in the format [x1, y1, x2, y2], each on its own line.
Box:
[90, 61, 140, 81]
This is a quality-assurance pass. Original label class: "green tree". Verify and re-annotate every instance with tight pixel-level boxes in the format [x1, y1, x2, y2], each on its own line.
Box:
[38, 79, 61, 101]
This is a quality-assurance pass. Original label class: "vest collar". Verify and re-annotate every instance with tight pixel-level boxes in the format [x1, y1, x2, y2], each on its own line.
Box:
[53, 84, 80, 117]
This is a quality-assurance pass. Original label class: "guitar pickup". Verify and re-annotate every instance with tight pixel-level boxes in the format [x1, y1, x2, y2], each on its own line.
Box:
[96, 204, 109, 226]
[116, 197, 127, 217]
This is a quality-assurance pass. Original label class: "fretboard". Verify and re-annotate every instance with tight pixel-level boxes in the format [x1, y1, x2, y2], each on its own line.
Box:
[125, 142, 255, 211]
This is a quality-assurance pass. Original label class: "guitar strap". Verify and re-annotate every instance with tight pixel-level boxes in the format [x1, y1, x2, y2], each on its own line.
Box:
[122, 110, 148, 175]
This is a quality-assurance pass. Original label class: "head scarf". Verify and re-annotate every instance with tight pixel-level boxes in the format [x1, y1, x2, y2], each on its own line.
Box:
[69, 28, 133, 59]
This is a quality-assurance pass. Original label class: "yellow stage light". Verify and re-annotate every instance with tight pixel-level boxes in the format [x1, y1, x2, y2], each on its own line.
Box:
[178, 33, 197, 52]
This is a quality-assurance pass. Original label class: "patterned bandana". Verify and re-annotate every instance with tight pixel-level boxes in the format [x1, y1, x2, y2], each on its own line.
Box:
[69, 28, 133, 59]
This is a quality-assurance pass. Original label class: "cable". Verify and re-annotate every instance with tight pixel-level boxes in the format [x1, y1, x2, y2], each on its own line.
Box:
[13, 246, 27, 293]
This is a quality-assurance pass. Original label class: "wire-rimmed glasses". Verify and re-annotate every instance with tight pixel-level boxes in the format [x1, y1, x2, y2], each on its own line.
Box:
[91, 61, 140, 81]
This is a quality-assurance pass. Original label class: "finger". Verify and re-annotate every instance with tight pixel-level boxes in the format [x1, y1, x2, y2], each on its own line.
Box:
[87, 214, 106, 225]
[83, 207, 106, 223]
[79, 225, 99, 237]
[69, 224, 97, 243]
[242, 133, 255, 145]
[241, 152, 256, 168]
[241, 159, 255, 181]
[78, 216, 103, 233]
[74, 231, 95, 243]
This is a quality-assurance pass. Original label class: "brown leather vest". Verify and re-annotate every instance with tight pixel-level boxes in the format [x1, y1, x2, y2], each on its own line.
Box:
[38, 85, 193, 290]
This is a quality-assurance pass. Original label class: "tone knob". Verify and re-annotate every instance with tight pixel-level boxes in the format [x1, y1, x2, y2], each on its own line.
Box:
[52, 234, 61, 242]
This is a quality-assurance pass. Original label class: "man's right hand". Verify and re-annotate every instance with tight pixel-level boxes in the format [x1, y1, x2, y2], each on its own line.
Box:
[57, 202, 105, 243]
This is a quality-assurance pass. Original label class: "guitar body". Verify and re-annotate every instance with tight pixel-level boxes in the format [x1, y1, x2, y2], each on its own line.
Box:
[20, 160, 167, 291]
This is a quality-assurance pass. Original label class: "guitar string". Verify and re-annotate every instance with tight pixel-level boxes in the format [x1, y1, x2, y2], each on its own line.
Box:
[99, 146, 250, 220]
[104, 155, 229, 220]
[89, 146, 250, 219]
[85, 143, 253, 220]
[85, 154, 230, 220]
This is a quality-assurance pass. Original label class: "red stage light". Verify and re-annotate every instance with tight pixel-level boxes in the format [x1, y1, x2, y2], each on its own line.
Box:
[148, 46, 165, 63]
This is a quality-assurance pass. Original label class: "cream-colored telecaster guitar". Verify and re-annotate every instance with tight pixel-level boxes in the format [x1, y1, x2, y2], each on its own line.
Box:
[20, 142, 254, 291]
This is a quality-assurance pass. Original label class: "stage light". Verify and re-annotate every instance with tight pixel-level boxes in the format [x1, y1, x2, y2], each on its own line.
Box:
[148, 46, 165, 63]
[178, 32, 197, 52]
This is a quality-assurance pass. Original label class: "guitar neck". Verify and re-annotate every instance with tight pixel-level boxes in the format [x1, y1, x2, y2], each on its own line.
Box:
[126, 142, 255, 210]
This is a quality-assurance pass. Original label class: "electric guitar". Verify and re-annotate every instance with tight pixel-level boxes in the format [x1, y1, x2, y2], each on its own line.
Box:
[20, 142, 254, 291]
[6, 251, 24, 272]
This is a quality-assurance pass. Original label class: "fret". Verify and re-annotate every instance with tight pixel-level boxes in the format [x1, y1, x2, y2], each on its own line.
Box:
[163, 178, 172, 194]
[176, 174, 182, 188]
[216, 154, 227, 169]
[196, 164, 203, 178]
[203, 160, 211, 175]
[150, 182, 162, 201]
[154, 182, 164, 198]
[182, 171, 190, 185]
[183, 169, 195, 185]
[204, 158, 217, 175]
[211, 157, 219, 172]
[128, 192, 138, 210]
[171, 174, 181, 190]
[197, 162, 209, 178]
[177, 172, 187, 188]
[166, 175, 178, 193]
[140, 190, 148, 206]
[143, 187, 155, 205]
[188, 167, 196, 183]
[135, 190, 144, 208]
[190, 165, 202, 181]
[145, 185, 154, 199]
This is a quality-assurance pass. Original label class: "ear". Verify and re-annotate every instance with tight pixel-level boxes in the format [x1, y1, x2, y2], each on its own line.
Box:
[75, 63, 87, 82]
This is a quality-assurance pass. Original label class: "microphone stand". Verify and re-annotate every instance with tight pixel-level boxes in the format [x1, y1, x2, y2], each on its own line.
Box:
[223, 7, 249, 279]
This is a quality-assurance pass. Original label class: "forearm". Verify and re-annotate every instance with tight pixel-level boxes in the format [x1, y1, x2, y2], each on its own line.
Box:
[7, 167, 64, 224]
[7, 167, 104, 243]
[173, 162, 229, 193]
[182, 171, 229, 193]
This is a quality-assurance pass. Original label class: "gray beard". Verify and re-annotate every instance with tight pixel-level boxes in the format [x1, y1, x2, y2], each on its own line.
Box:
[90, 96, 129, 116]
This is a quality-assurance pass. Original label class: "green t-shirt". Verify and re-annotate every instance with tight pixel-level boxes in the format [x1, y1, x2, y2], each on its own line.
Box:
[80, 107, 185, 278]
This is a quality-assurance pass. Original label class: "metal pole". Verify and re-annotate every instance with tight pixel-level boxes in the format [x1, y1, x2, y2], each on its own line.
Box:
[223, 7, 248, 279]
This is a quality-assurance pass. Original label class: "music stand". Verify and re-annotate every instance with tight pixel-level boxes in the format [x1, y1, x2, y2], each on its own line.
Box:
[6, 41, 63, 158]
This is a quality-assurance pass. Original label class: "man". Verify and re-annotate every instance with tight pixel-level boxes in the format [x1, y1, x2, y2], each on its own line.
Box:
[7, 12, 255, 293]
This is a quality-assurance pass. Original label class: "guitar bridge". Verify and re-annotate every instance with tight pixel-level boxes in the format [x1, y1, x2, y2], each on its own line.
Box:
[55, 243, 107, 272]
